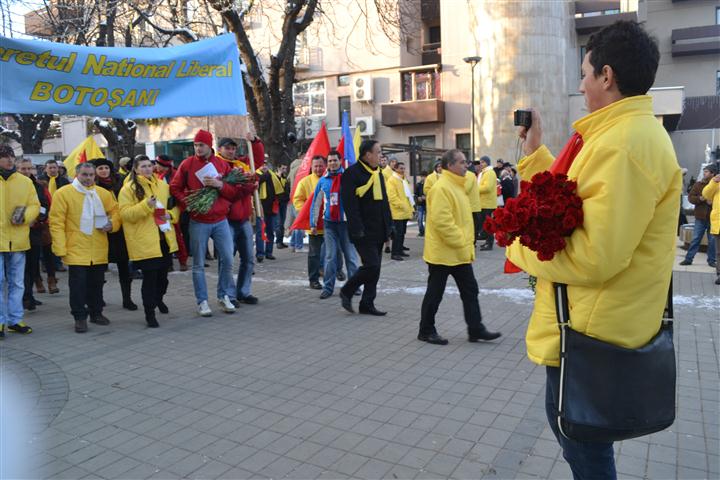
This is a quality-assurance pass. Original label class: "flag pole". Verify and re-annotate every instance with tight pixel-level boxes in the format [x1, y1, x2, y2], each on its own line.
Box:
[245, 116, 264, 219]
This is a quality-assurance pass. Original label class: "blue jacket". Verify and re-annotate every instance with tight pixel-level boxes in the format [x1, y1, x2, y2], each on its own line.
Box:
[310, 168, 346, 228]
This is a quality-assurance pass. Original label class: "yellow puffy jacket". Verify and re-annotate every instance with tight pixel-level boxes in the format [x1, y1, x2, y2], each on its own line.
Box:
[382, 165, 393, 179]
[424, 171, 440, 193]
[49, 184, 121, 266]
[506, 95, 682, 367]
[0, 171, 40, 252]
[424, 169, 475, 266]
[477, 166, 498, 209]
[465, 170, 482, 213]
[293, 173, 322, 233]
[387, 174, 414, 220]
[702, 179, 719, 234]
[119, 175, 179, 262]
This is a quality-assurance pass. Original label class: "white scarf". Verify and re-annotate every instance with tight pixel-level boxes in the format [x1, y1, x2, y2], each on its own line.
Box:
[394, 173, 415, 207]
[71, 178, 108, 235]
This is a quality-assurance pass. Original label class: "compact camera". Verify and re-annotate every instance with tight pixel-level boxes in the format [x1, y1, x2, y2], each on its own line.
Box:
[514, 110, 533, 129]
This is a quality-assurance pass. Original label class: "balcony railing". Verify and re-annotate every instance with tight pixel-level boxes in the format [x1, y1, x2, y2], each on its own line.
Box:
[671, 24, 720, 57]
[421, 42, 441, 65]
[574, 1, 636, 35]
[381, 99, 445, 127]
[421, 0, 440, 22]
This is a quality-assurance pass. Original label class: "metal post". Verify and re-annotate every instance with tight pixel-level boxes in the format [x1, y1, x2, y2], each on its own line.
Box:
[463, 57, 482, 164]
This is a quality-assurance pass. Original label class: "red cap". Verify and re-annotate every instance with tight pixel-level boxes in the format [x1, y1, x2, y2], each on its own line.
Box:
[194, 129, 213, 147]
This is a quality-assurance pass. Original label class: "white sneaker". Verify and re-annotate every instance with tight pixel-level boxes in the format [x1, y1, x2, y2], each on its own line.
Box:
[198, 300, 212, 317]
[217, 295, 236, 313]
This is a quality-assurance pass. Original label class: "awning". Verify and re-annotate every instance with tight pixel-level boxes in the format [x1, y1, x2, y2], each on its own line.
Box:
[676, 95, 720, 130]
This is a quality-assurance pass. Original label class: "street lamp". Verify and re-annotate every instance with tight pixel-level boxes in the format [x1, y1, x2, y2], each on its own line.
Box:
[463, 56, 482, 164]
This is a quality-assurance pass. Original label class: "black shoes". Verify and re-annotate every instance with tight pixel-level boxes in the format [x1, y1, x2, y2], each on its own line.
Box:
[256, 256, 264, 263]
[146, 312, 159, 328]
[238, 295, 259, 305]
[715, 276, 720, 285]
[418, 332, 448, 345]
[75, 318, 88, 333]
[336, 271, 346, 281]
[8, 322, 32, 334]
[402, 246, 410, 251]
[679, 259, 692, 266]
[123, 300, 138, 311]
[469, 326, 502, 342]
[400, 252, 410, 257]
[265, 254, 276, 260]
[90, 314, 110, 326]
[479, 245, 493, 251]
[157, 301, 169, 314]
[384, 246, 391, 253]
[276, 243, 288, 249]
[339, 290, 354, 313]
[359, 305, 386, 316]
[309, 281, 322, 290]
[319, 291, 332, 299]
[391, 255, 404, 261]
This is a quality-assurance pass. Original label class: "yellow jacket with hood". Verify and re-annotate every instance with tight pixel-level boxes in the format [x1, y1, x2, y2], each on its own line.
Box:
[506, 95, 682, 367]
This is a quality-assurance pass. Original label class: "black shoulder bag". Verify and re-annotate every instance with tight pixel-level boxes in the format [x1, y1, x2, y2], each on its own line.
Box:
[553, 279, 676, 443]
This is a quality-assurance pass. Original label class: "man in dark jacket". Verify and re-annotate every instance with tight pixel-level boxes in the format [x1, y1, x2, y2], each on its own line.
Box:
[339, 140, 392, 316]
[680, 164, 717, 267]
[170, 129, 242, 317]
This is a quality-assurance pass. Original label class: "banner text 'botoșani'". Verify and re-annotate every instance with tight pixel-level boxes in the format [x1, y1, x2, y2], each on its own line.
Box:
[30, 82, 159, 112]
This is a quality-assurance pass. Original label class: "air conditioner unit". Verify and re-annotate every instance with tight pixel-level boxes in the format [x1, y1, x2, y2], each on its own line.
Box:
[355, 116, 375, 136]
[294, 116, 325, 139]
[352, 76, 373, 102]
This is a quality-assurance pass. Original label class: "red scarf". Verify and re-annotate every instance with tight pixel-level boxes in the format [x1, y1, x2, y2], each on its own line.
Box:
[504, 133, 584, 274]
[328, 173, 342, 222]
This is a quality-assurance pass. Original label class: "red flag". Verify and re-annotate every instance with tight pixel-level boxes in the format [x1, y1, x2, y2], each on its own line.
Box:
[291, 191, 324, 231]
[337, 135, 345, 167]
[290, 122, 330, 201]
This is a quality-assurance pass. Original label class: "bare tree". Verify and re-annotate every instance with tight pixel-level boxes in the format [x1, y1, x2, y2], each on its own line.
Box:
[0, 114, 54, 154]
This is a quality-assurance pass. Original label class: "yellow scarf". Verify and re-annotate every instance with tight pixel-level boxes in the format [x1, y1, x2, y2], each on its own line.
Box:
[355, 160, 383, 200]
[48, 175, 58, 195]
[258, 168, 284, 200]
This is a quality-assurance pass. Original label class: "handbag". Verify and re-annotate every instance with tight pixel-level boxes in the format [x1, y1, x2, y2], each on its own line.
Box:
[553, 279, 676, 443]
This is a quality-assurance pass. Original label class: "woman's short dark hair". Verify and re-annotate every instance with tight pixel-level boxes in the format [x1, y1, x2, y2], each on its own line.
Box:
[441, 149, 464, 169]
[359, 140, 379, 161]
[586, 20, 659, 97]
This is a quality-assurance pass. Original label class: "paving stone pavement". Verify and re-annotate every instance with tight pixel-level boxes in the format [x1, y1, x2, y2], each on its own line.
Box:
[1, 233, 718, 480]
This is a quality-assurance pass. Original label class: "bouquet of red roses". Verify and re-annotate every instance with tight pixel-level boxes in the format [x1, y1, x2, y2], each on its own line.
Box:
[484, 171, 583, 261]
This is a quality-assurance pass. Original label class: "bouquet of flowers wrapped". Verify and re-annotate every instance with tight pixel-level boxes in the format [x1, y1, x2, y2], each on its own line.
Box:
[484, 171, 583, 261]
[185, 169, 254, 214]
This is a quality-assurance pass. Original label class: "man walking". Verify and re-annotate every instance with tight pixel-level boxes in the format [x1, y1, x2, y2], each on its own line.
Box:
[293, 155, 326, 289]
[415, 172, 427, 237]
[339, 140, 392, 315]
[0, 146, 39, 338]
[680, 164, 716, 267]
[170, 129, 241, 317]
[477, 156, 498, 250]
[386, 161, 414, 260]
[49, 162, 119, 333]
[418, 149, 502, 345]
[40, 159, 70, 196]
[310, 150, 359, 299]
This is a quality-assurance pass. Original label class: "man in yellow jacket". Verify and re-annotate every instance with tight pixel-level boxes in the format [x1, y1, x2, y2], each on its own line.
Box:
[418, 149, 502, 345]
[0, 146, 40, 338]
[50, 162, 120, 333]
[702, 171, 720, 284]
[476, 156, 497, 250]
[386, 161, 414, 260]
[293, 155, 326, 289]
[506, 21, 681, 476]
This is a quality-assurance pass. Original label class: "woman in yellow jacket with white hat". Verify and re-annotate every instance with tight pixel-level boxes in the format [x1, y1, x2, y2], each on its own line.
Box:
[119, 156, 178, 327]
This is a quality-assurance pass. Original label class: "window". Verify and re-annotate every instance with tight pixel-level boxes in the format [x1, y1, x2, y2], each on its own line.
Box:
[716, 6, 720, 24]
[579, 45, 587, 78]
[410, 135, 436, 174]
[293, 80, 326, 116]
[402, 69, 441, 101]
[716, 71, 720, 96]
[456, 133, 471, 160]
[338, 96, 351, 125]
[337, 74, 350, 86]
[428, 26, 441, 44]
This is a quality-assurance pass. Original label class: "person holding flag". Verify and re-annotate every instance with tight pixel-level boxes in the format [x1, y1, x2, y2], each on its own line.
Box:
[293, 155, 327, 289]
[310, 150, 359, 299]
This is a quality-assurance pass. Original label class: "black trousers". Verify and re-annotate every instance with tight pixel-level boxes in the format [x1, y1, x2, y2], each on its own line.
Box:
[391, 220, 407, 256]
[68, 264, 106, 320]
[308, 234, 324, 282]
[478, 209, 495, 246]
[139, 263, 169, 314]
[41, 244, 56, 276]
[23, 245, 41, 301]
[341, 241, 383, 308]
[419, 263, 484, 336]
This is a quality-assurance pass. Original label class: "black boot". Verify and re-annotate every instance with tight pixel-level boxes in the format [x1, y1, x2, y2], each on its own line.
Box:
[145, 308, 159, 328]
[120, 279, 138, 311]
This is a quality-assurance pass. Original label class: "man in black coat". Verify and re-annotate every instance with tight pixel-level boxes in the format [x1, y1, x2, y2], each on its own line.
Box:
[339, 140, 392, 316]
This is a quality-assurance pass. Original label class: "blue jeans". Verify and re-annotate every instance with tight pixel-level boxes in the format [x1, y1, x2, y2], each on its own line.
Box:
[322, 222, 358, 294]
[546, 367, 616, 480]
[291, 229, 305, 249]
[685, 219, 716, 264]
[417, 205, 426, 235]
[189, 219, 235, 303]
[230, 220, 254, 300]
[255, 215, 277, 257]
[0, 252, 26, 326]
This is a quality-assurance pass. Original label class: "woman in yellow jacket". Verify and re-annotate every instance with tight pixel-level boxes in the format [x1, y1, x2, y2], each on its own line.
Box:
[386, 162, 414, 260]
[702, 173, 720, 284]
[119, 157, 178, 327]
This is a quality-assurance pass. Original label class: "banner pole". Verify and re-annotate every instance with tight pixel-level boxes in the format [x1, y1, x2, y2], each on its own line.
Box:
[245, 116, 263, 219]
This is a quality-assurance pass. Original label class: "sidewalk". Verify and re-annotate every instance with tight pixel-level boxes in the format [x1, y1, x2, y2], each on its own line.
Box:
[1, 234, 718, 479]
